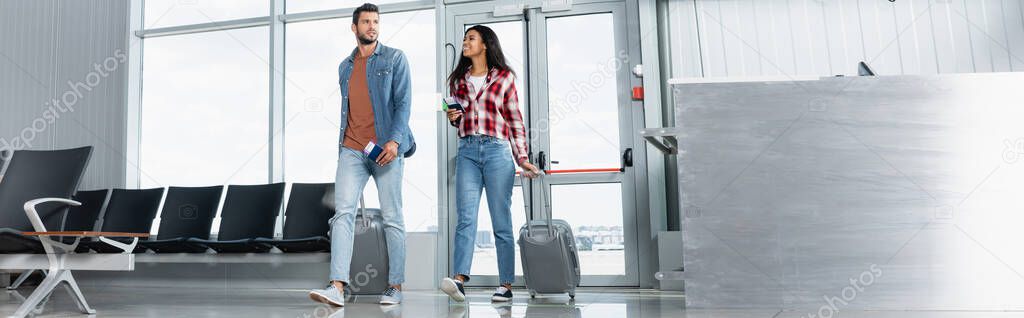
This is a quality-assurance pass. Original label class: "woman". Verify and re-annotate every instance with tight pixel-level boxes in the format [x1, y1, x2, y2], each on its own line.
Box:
[440, 25, 542, 303]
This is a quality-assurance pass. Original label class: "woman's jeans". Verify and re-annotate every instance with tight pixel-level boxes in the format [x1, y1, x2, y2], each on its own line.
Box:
[452, 135, 517, 285]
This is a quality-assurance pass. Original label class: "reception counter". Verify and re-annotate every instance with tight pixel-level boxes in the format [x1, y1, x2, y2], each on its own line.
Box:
[674, 73, 1024, 310]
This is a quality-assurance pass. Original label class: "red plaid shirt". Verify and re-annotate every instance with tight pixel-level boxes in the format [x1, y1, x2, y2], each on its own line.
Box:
[450, 68, 529, 165]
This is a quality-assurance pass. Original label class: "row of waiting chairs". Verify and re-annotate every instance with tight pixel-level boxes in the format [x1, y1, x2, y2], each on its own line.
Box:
[1, 182, 338, 254]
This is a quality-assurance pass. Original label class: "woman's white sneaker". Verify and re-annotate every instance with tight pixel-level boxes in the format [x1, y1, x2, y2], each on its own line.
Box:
[440, 277, 467, 302]
[491, 286, 513, 302]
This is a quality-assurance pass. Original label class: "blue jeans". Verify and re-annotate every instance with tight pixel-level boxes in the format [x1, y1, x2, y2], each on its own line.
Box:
[330, 147, 406, 286]
[452, 135, 517, 285]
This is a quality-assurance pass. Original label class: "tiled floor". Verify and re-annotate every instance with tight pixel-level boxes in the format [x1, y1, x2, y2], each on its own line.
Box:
[3, 286, 1024, 317]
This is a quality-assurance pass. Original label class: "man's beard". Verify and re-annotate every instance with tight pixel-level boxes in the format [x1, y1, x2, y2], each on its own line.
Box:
[358, 33, 376, 45]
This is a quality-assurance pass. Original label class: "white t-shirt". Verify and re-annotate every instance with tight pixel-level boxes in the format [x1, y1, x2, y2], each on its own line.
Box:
[468, 75, 486, 96]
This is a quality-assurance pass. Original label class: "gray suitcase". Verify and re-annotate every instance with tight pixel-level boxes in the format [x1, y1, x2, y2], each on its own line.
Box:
[518, 175, 581, 299]
[326, 192, 390, 296]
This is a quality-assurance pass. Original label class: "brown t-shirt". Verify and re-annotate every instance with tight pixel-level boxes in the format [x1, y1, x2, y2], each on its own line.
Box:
[342, 55, 377, 151]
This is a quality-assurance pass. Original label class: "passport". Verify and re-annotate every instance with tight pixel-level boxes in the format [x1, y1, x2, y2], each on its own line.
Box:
[363, 141, 384, 161]
[442, 96, 464, 112]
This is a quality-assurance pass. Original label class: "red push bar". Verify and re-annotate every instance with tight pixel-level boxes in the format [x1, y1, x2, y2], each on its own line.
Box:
[544, 168, 622, 174]
[516, 168, 622, 175]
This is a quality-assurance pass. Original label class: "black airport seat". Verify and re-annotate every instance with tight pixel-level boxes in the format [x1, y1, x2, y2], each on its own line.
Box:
[140, 186, 222, 253]
[187, 183, 285, 253]
[254, 183, 334, 253]
[0, 147, 92, 254]
[64, 190, 108, 232]
[62, 189, 109, 251]
[80, 188, 164, 253]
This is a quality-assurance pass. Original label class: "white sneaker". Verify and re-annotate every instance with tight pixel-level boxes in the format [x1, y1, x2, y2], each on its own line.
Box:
[379, 286, 403, 305]
[491, 286, 513, 302]
[309, 284, 345, 307]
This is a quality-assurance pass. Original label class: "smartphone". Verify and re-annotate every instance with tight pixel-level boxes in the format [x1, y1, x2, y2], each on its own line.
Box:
[443, 97, 464, 112]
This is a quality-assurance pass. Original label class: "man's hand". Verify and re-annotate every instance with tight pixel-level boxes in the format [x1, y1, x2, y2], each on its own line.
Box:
[377, 141, 400, 166]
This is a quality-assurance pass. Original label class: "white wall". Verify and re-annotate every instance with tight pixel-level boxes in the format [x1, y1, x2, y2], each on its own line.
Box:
[0, 0, 129, 189]
[666, 0, 1024, 78]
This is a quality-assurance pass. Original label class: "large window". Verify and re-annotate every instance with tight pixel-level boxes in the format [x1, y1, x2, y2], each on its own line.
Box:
[137, 1, 439, 233]
[284, 10, 438, 231]
[139, 27, 270, 188]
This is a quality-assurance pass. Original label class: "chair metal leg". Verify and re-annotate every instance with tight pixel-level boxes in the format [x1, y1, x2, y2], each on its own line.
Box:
[8, 269, 94, 318]
[10, 269, 60, 318]
[60, 270, 95, 314]
[6, 270, 34, 290]
[15, 199, 99, 317]
[4, 289, 44, 316]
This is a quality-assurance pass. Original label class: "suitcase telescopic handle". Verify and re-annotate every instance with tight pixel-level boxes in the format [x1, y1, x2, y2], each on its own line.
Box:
[359, 194, 366, 214]
[520, 173, 531, 224]
[518, 170, 555, 238]
[322, 186, 370, 227]
[539, 172, 555, 237]
[357, 193, 370, 228]
[519, 173, 530, 237]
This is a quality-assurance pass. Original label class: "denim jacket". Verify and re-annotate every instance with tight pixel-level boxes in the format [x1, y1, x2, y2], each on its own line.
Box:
[337, 42, 416, 157]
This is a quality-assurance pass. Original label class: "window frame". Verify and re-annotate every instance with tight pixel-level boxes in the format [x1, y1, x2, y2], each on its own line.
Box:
[126, 0, 444, 235]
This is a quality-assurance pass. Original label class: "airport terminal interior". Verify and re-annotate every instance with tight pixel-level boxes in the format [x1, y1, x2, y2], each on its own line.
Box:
[2, 0, 1024, 317]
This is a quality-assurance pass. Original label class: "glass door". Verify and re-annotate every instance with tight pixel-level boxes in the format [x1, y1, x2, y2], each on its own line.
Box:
[446, 1, 638, 287]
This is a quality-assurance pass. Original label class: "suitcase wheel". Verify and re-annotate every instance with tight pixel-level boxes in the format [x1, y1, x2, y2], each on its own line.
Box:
[529, 291, 537, 298]
[569, 292, 575, 299]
